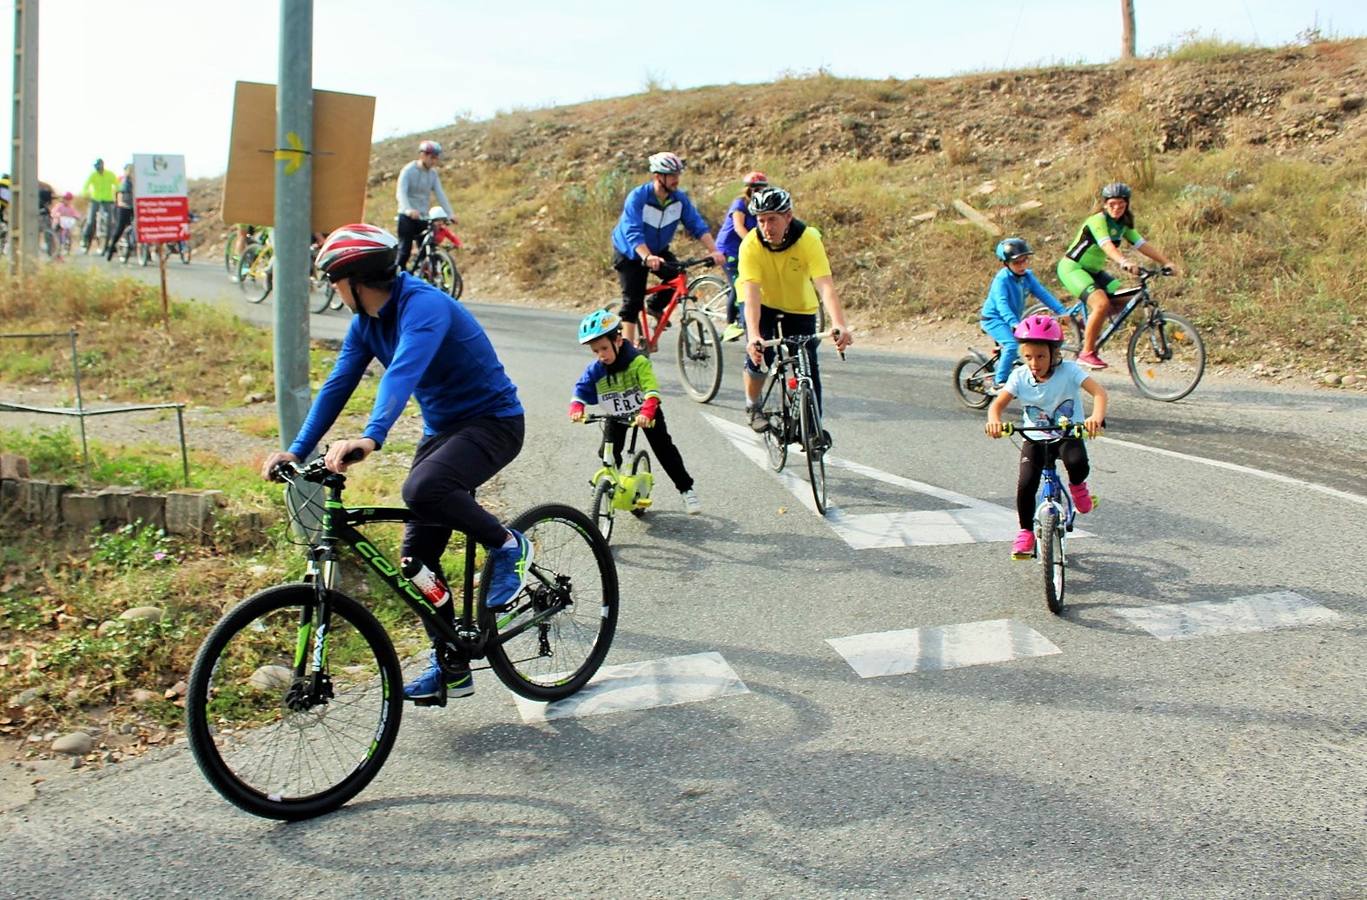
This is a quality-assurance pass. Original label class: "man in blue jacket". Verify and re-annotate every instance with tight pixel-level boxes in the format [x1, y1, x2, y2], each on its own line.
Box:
[260, 224, 528, 706]
[610, 152, 726, 346]
[979, 237, 1068, 390]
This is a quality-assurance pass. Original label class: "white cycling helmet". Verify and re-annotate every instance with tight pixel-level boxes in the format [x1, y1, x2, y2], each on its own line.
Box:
[648, 152, 685, 175]
[427, 206, 450, 220]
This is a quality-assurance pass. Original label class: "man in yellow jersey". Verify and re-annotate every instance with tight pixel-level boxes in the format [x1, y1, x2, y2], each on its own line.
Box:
[739, 186, 853, 432]
[80, 158, 119, 253]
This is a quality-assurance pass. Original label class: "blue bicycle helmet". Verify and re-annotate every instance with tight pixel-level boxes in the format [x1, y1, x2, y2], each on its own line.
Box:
[995, 237, 1032, 263]
[578, 309, 622, 344]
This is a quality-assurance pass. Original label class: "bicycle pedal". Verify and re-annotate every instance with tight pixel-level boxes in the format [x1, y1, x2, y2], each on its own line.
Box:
[411, 693, 447, 708]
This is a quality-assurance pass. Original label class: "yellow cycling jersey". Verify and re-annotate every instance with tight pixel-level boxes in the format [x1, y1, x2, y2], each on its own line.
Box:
[736, 224, 831, 314]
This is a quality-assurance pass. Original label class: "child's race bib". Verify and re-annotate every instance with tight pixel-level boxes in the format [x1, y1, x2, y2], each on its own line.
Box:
[599, 387, 644, 415]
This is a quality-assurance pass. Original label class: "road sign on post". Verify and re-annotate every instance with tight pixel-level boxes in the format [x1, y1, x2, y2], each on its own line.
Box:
[132, 154, 188, 325]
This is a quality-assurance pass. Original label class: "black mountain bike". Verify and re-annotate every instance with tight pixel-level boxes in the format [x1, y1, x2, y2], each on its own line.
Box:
[755, 322, 842, 515]
[186, 456, 619, 820]
[405, 218, 463, 299]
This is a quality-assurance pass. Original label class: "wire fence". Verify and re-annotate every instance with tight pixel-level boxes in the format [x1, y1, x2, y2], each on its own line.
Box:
[0, 328, 190, 485]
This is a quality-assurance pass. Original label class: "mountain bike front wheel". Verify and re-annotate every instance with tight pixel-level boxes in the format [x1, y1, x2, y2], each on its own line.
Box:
[686, 274, 731, 323]
[675, 308, 723, 403]
[591, 477, 616, 543]
[953, 355, 992, 410]
[798, 384, 828, 514]
[1038, 510, 1065, 615]
[482, 504, 619, 702]
[238, 245, 272, 303]
[1127, 312, 1206, 402]
[185, 584, 403, 821]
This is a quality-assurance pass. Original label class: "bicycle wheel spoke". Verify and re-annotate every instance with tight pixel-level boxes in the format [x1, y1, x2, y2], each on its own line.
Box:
[1126, 312, 1206, 401]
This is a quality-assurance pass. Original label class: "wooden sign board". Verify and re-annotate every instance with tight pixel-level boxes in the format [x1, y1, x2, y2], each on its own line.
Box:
[222, 81, 375, 232]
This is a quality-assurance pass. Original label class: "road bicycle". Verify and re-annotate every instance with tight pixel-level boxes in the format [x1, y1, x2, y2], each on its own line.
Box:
[633, 256, 724, 403]
[997, 420, 1095, 615]
[238, 231, 337, 312]
[755, 322, 842, 515]
[1027, 266, 1205, 402]
[404, 215, 464, 300]
[580, 413, 654, 542]
[186, 454, 619, 820]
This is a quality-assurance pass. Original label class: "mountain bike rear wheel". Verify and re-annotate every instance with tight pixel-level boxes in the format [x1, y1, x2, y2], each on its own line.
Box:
[483, 504, 619, 702]
[185, 584, 403, 820]
[675, 308, 723, 403]
[591, 478, 616, 542]
[239, 245, 272, 303]
[1127, 311, 1205, 402]
[799, 384, 828, 514]
[953, 355, 993, 410]
[1038, 510, 1065, 614]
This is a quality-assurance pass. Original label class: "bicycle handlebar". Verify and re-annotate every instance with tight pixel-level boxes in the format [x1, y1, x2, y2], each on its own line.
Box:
[673, 256, 717, 270]
[270, 448, 366, 484]
[580, 413, 635, 425]
[1000, 422, 1095, 439]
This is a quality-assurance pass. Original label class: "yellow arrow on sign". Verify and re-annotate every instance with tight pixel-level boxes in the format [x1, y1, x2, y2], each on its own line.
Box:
[274, 132, 308, 175]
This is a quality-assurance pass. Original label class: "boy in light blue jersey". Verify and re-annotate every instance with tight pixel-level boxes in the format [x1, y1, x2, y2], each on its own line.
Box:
[979, 237, 1068, 389]
[985, 315, 1108, 559]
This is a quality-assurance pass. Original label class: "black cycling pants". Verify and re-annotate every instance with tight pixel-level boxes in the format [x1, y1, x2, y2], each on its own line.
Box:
[396, 215, 426, 271]
[104, 207, 133, 257]
[1016, 438, 1089, 530]
[603, 407, 693, 494]
[613, 248, 681, 324]
[745, 306, 824, 411]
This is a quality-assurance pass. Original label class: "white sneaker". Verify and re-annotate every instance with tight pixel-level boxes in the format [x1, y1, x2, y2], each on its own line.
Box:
[681, 489, 702, 515]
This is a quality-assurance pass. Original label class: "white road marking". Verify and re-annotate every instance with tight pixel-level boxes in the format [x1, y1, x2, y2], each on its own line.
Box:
[1100, 436, 1367, 508]
[1111, 590, 1340, 641]
[703, 412, 1090, 549]
[509, 651, 750, 723]
[826, 618, 1062, 678]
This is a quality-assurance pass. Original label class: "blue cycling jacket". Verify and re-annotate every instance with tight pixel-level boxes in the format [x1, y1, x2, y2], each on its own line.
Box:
[610, 182, 710, 257]
[979, 267, 1066, 330]
[289, 273, 523, 457]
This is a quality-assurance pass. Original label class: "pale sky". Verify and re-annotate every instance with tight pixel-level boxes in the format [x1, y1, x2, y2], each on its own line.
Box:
[4, 0, 1363, 194]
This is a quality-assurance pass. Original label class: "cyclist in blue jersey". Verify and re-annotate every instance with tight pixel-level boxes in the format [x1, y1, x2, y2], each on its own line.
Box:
[610, 151, 726, 347]
[979, 237, 1068, 391]
[260, 224, 529, 704]
[714, 170, 768, 342]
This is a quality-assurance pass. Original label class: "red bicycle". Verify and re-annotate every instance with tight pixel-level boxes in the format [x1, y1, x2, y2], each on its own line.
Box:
[632, 256, 724, 403]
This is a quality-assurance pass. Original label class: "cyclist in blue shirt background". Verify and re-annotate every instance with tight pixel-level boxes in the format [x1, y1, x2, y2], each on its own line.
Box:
[979, 237, 1068, 391]
[610, 151, 726, 347]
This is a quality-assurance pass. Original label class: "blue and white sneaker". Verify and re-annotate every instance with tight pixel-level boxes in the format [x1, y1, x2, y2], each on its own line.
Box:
[486, 529, 534, 609]
[403, 650, 474, 701]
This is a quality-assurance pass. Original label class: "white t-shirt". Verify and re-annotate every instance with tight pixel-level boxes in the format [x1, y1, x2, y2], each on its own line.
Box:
[1003, 360, 1088, 437]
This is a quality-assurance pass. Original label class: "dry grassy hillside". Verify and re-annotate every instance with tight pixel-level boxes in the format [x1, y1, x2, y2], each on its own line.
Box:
[190, 38, 1366, 380]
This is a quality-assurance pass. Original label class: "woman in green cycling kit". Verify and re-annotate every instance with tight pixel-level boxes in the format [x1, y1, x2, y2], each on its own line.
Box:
[1056, 182, 1181, 369]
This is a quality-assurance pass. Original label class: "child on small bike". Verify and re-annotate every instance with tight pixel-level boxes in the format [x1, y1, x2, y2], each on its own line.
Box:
[984, 315, 1108, 559]
[979, 237, 1068, 392]
[568, 309, 702, 515]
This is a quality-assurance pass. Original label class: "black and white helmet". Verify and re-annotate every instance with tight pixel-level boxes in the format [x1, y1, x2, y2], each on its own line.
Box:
[747, 186, 793, 216]
[1101, 182, 1132, 201]
[648, 152, 685, 175]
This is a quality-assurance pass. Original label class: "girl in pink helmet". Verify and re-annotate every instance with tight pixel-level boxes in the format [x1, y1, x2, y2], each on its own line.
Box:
[984, 314, 1109, 559]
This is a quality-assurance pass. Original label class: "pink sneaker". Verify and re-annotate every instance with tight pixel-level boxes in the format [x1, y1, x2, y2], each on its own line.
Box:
[1011, 529, 1036, 559]
[1069, 482, 1093, 514]
[1076, 351, 1109, 370]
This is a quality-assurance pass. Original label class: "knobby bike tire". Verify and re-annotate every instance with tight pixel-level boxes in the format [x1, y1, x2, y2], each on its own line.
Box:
[238, 245, 272, 303]
[185, 584, 403, 821]
[675, 308, 723, 403]
[591, 478, 616, 543]
[432, 249, 461, 299]
[629, 450, 652, 518]
[762, 378, 789, 472]
[799, 384, 828, 514]
[1038, 509, 1064, 615]
[481, 504, 619, 701]
[953, 356, 993, 410]
[686, 274, 732, 323]
[1127, 311, 1206, 402]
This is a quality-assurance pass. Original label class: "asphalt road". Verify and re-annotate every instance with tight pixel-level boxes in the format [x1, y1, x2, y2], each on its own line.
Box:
[3, 257, 1363, 898]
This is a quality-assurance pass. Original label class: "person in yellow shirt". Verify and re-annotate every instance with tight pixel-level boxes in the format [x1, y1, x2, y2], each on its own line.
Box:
[739, 186, 853, 432]
[80, 158, 119, 253]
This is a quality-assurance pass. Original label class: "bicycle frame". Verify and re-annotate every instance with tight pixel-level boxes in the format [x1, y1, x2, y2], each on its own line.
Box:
[1035, 462, 1076, 536]
[635, 256, 715, 353]
[587, 417, 653, 511]
[1067, 270, 1162, 350]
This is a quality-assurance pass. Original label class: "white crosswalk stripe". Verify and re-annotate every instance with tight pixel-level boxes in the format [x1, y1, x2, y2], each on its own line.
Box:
[509, 651, 750, 722]
[1111, 590, 1339, 641]
[826, 618, 1062, 678]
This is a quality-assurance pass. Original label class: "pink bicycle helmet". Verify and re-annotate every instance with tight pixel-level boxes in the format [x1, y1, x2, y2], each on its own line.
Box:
[742, 171, 769, 187]
[1013, 314, 1063, 343]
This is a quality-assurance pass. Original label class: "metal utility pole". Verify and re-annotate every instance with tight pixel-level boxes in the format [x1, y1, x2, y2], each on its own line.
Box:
[9, 0, 39, 274]
[274, 0, 314, 453]
[1121, 0, 1137, 60]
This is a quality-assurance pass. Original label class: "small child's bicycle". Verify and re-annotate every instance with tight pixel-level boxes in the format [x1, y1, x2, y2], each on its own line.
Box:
[953, 343, 1008, 410]
[998, 421, 1095, 615]
[581, 413, 654, 542]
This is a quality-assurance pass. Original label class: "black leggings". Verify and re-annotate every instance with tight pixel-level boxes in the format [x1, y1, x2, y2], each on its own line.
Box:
[396, 215, 426, 271]
[612, 248, 680, 324]
[1016, 438, 1089, 530]
[603, 407, 693, 493]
